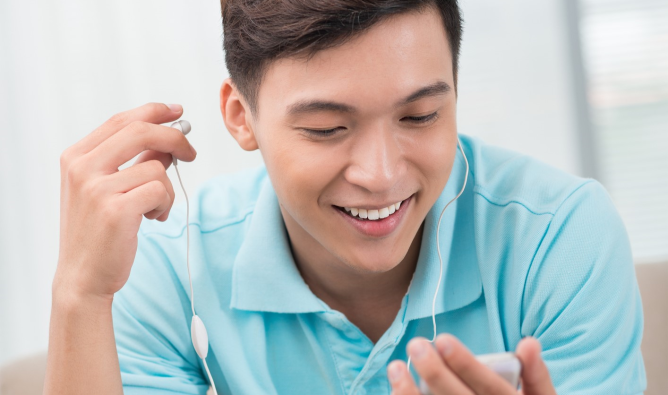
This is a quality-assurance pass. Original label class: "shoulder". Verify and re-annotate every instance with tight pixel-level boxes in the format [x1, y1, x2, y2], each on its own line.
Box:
[460, 134, 632, 317]
[459, 137, 646, 394]
[460, 134, 626, 274]
[139, 165, 269, 238]
[460, 135, 625, 253]
[461, 134, 596, 217]
[127, 165, 269, 298]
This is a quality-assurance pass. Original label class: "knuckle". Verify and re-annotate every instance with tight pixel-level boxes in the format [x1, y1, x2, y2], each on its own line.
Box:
[146, 159, 165, 176]
[60, 148, 74, 171]
[81, 178, 105, 199]
[65, 158, 86, 186]
[126, 120, 148, 136]
[145, 102, 164, 115]
[107, 111, 128, 127]
[144, 180, 167, 200]
[165, 178, 175, 198]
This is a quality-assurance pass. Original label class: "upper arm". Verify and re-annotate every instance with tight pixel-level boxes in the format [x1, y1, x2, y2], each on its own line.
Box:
[112, 230, 210, 395]
[521, 180, 646, 395]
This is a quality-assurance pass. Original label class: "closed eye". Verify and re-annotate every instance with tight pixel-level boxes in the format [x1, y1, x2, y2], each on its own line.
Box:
[301, 127, 343, 136]
[300, 111, 439, 137]
[402, 111, 438, 123]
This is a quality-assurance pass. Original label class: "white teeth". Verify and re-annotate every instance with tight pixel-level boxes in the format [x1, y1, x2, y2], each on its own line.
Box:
[342, 198, 406, 220]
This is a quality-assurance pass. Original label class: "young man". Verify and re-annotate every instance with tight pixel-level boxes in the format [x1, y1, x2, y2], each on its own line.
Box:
[45, 1, 646, 394]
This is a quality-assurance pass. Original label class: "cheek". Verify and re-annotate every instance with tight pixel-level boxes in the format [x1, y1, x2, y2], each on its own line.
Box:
[403, 119, 458, 190]
[260, 132, 343, 216]
[420, 133, 456, 179]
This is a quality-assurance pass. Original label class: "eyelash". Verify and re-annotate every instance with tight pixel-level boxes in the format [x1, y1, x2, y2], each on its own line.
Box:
[301, 111, 439, 136]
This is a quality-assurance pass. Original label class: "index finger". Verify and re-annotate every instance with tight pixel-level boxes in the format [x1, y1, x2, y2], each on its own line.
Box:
[515, 337, 556, 395]
[406, 338, 472, 395]
[434, 335, 516, 395]
[387, 360, 421, 395]
[85, 122, 196, 173]
[70, 102, 184, 157]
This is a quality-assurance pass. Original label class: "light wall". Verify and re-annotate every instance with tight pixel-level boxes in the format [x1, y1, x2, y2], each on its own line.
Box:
[458, 1, 583, 175]
[0, 0, 582, 364]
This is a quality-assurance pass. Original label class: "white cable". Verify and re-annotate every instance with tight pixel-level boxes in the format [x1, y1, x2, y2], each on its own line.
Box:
[173, 160, 219, 395]
[406, 137, 469, 372]
[174, 161, 196, 317]
[202, 359, 218, 395]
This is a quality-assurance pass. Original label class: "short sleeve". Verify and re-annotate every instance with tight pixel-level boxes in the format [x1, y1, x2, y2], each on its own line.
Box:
[112, 228, 210, 395]
[521, 180, 647, 394]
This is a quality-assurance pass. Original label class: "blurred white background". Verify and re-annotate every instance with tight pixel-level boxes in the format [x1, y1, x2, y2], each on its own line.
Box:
[1, 0, 666, 366]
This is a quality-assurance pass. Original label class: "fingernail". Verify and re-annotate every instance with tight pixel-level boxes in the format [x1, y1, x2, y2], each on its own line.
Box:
[437, 338, 453, 357]
[166, 103, 182, 112]
[408, 340, 428, 360]
[388, 362, 404, 384]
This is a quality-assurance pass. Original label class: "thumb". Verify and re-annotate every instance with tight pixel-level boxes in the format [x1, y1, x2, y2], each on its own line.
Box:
[515, 337, 557, 395]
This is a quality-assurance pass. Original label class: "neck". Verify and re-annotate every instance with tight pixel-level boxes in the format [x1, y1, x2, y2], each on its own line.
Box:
[295, 232, 422, 307]
[283, 210, 424, 342]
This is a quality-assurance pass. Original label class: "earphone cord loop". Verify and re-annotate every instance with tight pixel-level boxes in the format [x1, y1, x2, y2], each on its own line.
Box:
[406, 138, 469, 373]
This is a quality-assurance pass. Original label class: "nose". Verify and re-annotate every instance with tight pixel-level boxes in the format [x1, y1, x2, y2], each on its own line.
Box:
[345, 122, 403, 194]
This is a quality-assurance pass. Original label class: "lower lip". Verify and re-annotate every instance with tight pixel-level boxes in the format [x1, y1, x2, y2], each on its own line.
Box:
[333, 195, 413, 238]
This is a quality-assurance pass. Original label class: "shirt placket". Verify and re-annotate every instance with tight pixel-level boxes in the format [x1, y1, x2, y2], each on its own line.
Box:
[319, 294, 411, 395]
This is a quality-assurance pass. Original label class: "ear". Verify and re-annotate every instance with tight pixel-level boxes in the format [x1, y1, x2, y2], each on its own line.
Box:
[220, 78, 259, 151]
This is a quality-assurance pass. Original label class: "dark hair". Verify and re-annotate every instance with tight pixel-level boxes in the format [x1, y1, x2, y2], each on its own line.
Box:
[221, 0, 463, 115]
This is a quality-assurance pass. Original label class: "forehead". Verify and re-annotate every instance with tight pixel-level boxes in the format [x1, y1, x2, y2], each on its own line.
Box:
[256, 7, 453, 117]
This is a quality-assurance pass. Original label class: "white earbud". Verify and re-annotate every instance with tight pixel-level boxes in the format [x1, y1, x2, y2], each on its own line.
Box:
[171, 119, 192, 136]
[170, 120, 192, 166]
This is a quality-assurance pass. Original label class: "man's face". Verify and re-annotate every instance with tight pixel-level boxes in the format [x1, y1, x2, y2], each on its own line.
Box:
[250, 7, 457, 273]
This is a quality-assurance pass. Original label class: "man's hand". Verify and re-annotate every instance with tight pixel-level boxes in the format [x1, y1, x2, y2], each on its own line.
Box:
[387, 335, 557, 395]
[54, 102, 197, 300]
[45, 103, 197, 395]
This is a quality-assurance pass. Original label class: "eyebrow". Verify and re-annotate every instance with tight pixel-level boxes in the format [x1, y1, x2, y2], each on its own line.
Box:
[285, 80, 451, 117]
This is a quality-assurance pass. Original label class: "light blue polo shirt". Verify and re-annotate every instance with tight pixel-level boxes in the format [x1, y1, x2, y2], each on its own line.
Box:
[112, 134, 646, 394]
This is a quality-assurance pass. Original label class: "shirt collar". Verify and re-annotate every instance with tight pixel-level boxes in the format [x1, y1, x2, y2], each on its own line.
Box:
[230, 175, 328, 313]
[230, 144, 481, 317]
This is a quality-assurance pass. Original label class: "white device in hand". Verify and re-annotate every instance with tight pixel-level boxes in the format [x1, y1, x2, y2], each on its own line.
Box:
[475, 352, 522, 388]
[419, 352, 522, 394]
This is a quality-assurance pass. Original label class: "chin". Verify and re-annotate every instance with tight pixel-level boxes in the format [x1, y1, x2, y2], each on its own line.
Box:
[340, 247, 407, 274]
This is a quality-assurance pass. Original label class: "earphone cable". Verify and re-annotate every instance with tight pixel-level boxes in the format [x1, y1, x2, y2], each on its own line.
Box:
[174, 160, 219, 395]
[174, 161, 196, 317]
[407, 138, 469, 372]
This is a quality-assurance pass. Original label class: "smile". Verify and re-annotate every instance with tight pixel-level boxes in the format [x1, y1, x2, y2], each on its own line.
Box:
[333, 195, 413, 238]
[341, 200, 403, 220]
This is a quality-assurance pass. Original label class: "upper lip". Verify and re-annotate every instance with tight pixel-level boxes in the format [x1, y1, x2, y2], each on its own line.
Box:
[333, 195, 411, 211]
